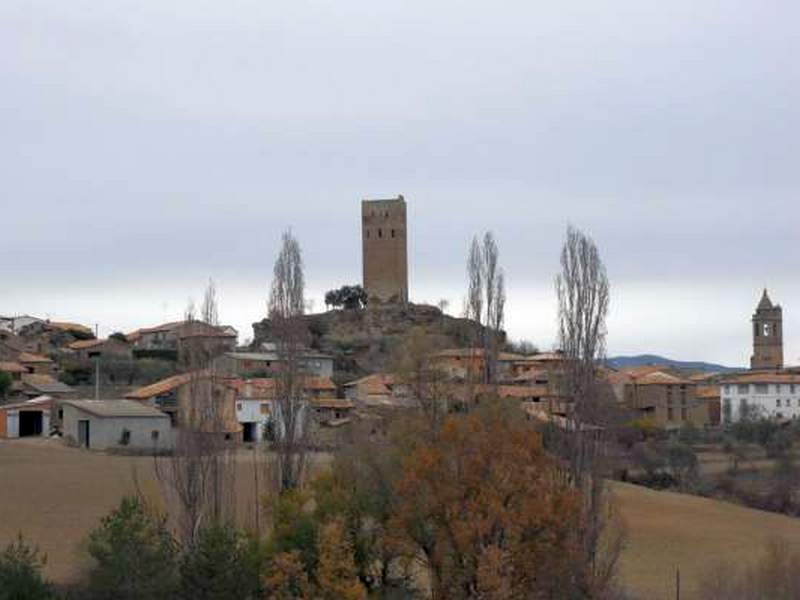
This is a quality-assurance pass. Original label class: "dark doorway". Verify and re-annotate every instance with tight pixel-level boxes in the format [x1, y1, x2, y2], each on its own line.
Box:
[242, 422, 256, 443]
[18, 411, 43, 437]
[78, 420, 90, 448]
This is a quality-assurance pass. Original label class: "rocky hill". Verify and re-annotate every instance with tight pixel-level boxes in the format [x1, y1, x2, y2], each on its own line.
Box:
[252, 303, 495, 384]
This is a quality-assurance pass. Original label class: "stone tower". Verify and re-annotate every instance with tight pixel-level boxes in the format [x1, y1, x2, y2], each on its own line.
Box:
[751, 289, 783, 370]
[361, 196, 408, 303]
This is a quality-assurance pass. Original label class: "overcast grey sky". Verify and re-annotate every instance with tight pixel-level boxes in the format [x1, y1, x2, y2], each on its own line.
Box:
[2, 1, 798, 366]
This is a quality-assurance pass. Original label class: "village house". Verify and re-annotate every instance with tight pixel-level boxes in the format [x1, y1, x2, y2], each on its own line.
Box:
[61, 399, 173, 451]
[216, 347, 334, 378]
[310, 398, 355, 426]
[67, 338, 133, 361]
[127, 321, 237, 358]
[431, 348, 527, 380]
[0, 330, 26, 361]
[0, 315, 43, 334]
[608, 367, 708, 428]
[0, 396, 53, 439]
[343, 374, 412, 407]
[719, 372, 800, 424]
[17, 352, 58, 376]
[0, 361, 27, 399]
[19, 374, 77, 401]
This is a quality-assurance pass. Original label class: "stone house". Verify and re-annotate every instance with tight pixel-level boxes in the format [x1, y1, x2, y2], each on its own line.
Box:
[609, 369, 708, 428]
[68, 338, 133, 361]
[216, 347, 334, 379]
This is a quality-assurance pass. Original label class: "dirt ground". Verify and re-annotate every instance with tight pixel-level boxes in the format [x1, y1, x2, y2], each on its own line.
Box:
[3, 438, 800, 599]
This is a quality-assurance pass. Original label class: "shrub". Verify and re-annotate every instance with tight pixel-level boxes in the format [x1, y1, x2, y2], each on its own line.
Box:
[0, 372, 12, 400]
[180, 524, 263, 600]
[87, 496, 178, 600]
[0, 534, 53, 600]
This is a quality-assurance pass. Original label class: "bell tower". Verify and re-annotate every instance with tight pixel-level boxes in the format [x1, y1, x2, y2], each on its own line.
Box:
[751, 289, 783, 370]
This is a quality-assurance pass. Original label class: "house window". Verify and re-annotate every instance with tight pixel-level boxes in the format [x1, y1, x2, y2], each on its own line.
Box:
[378, 228, 383, 238]
[151, 430, 159, 440]
[237, 402, 243, 411]
[366, 230, 370, 239]
[737, 384, 749, 394]
[120, 429, 131, 446]
[774, 384, 782, 394]
[792, 385, 796, 394]
[723, 399, 732, 421]
[786, 399, 792, 407]
[724, 385, 730, 394]
[260, 403, 269, 414]
[667, 407, 674, 421]
[776, 399, 781, 407]
[391, 229, 395, 238]
[755, 384, 768, 394]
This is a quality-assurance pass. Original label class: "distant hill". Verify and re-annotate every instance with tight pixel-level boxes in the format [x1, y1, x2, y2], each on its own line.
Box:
[605, 354, 740, 373]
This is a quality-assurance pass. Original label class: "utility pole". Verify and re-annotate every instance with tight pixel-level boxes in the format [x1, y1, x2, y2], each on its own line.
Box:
[94, 323, 100, 401]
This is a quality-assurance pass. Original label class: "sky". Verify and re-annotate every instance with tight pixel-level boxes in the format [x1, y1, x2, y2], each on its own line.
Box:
[1, 1, 798, 366]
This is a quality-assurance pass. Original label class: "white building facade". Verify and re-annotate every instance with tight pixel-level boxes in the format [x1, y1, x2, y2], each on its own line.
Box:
[720, 375, 800, 423]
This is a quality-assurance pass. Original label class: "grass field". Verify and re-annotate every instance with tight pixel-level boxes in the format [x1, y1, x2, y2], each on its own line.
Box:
[3, 438, 800, 599]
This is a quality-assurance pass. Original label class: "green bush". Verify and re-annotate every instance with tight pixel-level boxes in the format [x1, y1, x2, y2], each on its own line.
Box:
[0, 534, 53, 600]
[180, 525, 263, 600]
[87, 497, 178, 600]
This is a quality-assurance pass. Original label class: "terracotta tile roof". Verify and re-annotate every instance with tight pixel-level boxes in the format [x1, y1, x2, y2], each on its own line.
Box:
[344, 374, 396, 396]
[125, 372, 197, 399]
[602, 369, 634, 385]
[696, 385, 721, 399]
[139, 321, 186, 334]
[230, 377, 333, 399]
[68, 339, 105, 350]
[633, 371, 694, 386]
[688, 372, 719, 382]
[620, 365, 671, 377]
[177, 322, 237, 339]
[18, 352, 53, 364]
[721, 372, 800, 384]
[49, 321, 94, 336]
[312, 398, 355, 410]
[516, 352, 565, 363]
[0, 361, 26, 373]
[304, 376, 336, 391]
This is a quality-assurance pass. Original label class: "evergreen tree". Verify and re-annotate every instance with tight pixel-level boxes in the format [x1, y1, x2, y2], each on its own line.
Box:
[87, 497, 178, 600]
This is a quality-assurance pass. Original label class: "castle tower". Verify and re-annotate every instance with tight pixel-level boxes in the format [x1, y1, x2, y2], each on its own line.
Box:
[361, 196, 408, 303]
[751, 289, 784, 370]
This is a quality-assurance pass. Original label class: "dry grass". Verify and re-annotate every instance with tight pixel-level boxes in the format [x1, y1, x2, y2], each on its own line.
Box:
[613, 481, 800, 599]
[3, 438, 800, 599]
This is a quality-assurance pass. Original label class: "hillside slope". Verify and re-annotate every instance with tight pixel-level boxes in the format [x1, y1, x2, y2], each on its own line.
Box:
[252, 303, 490, 383]
[606, 354, 739, 373]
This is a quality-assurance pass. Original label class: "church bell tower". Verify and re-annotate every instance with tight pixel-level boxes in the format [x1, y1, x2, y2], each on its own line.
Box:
[751, 289, 783, 370]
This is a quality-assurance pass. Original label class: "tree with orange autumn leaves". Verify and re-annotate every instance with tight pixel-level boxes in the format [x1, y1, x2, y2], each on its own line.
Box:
[388, 410, 606, 599]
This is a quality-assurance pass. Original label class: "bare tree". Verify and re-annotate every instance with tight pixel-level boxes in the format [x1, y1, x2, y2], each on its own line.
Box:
[464, 232, 506, 385]
[552, 224, 620, 591]
[201, 278, 219, 326]
[155, 294, 236, 546]
[268, 229, 309, 491]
